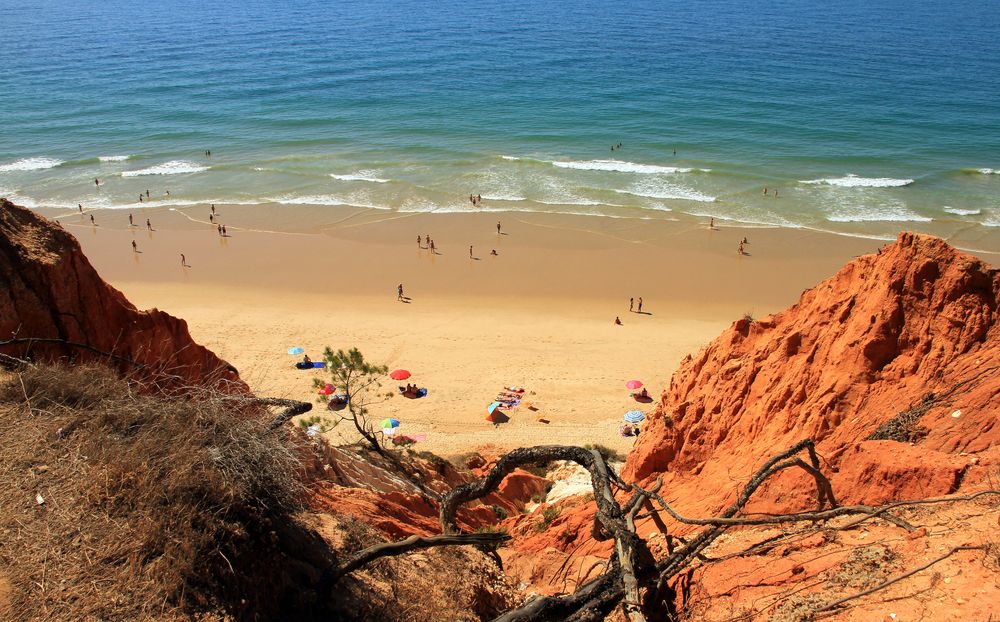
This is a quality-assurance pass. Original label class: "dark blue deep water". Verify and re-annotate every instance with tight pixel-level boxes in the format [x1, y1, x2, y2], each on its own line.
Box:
[2, 0, 999, 243]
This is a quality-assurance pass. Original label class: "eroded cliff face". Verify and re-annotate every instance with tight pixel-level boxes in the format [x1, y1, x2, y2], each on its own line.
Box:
[498, 233, 1000, 608]
[0, 199, 244, 392]
[622, 233, 999, 516]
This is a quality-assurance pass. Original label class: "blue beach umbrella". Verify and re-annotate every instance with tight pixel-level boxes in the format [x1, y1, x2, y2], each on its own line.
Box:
[487, 402, 503, 415]
[287, 346, 304, 355]
[624, 410, 645, 423]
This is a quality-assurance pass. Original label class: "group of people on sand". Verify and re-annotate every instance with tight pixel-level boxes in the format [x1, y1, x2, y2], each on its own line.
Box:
[417, 234, 437, 252]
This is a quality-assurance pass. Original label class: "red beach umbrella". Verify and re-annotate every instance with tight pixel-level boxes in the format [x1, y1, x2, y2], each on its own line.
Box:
[318, 383, 335, 395]
[390, 369, 411, 380]
[626, 380, 643, 390]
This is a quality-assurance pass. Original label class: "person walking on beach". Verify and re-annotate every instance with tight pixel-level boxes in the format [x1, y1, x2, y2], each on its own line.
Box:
[217, 224, 222, 235]
[146, 218, 152, 231]
[430, 239, 436, 253]
[132, 240, 138, 253]
[469, 245, 473, 259]
[638, 297, 643, 313]
[180, 253, 187, 267]
[221, 225, 227, 236]
[497, 221, 501, 234]
[417, 235, 422, 248]
[709, 217, 714, 229]
[211, 204, 215, 215]
[738, 241, 744, 255]
[629, 297, 634, 312]
[129, 213, 134, 227]
[90, 214, 95, 225]
[397, 283, 404, 300]
[210, 213, 214, 223]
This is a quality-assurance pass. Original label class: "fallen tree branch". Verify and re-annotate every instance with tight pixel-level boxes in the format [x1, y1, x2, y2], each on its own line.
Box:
[812, 545, 988, 615]
[327, 532, 510, 586]
[257, 397, 313, 430]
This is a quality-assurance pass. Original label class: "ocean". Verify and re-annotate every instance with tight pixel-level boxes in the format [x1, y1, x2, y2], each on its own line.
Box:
[2, 0, 999, 247]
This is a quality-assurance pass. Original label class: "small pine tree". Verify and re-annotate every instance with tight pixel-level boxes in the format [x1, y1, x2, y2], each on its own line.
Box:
[313, 347, 390, 453]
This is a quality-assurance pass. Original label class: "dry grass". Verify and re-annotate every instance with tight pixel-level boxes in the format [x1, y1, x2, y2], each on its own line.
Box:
[0, 364, 321, 621]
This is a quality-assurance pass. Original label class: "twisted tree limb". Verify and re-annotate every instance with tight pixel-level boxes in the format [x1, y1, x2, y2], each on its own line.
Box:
[258, 397, 313, 431]
[327, 532, 510, 586]
[441, 446, 654, 622]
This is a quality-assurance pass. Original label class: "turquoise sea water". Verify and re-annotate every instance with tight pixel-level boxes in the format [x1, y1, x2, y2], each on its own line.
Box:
[2, 0, 999, 245]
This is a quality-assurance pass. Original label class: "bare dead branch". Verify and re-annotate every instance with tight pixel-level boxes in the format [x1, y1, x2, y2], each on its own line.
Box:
[326, 532, 510, 586]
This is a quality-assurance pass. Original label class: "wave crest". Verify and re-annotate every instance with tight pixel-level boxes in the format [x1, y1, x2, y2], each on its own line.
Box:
[552, 159, 699, 174]
[0, 157, 64, 173]
[801, 174, 914, 188]
[121, 161, 210, 177]
[98, 155, 131, 162]
[330, 171, 389, 183]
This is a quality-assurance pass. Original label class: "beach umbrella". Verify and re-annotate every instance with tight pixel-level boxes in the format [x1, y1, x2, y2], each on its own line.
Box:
[380, 418, 400, 429]
[625, 380, 643, 390]
[624, 410, 645, 423]
[318, 383, 335, 396]
[487, 402, 503, 415]
[287, 346, 304, 355]
[390, 369, 411, 381]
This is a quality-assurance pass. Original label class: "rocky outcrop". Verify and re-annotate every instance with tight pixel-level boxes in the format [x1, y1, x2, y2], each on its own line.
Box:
[624, 232, 999, 516]
[500, 233, 1000, 603]
[0, 199, 244, 392]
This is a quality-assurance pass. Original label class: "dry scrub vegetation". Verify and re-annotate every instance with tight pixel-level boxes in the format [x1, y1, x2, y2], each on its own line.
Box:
[0, 364, 521, 622]
[0, 364, 331, 620]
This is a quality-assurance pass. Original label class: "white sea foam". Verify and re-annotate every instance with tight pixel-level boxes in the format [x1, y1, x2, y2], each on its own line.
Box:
[0, 157, 64, 173]
[552, 159, 698, 174]
[500, 155, 521, 161]
[330, 171, 389, 183]
[614, 188, 716, 203]
[98, 155, 131, 162]
[536, 198, 605, 206]
[973, 168, 997, 175]
[943, 206, 981, 216]
[269, 194, 389, 210]
[122, 161, 210, 177]
[481, 193, 527, 201]
[800, 174, 914, 188]
[826, 210, 931, 223]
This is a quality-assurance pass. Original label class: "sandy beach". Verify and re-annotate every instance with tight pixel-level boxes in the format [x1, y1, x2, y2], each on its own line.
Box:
[40, 204, 1000, 457]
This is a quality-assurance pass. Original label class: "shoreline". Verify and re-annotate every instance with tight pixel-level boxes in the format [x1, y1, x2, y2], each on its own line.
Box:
[36, 203, 994, 456]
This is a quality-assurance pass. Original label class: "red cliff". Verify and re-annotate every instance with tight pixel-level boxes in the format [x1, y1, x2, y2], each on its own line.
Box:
[625, 232, 999, 516]
[0, 199, 244, 392]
